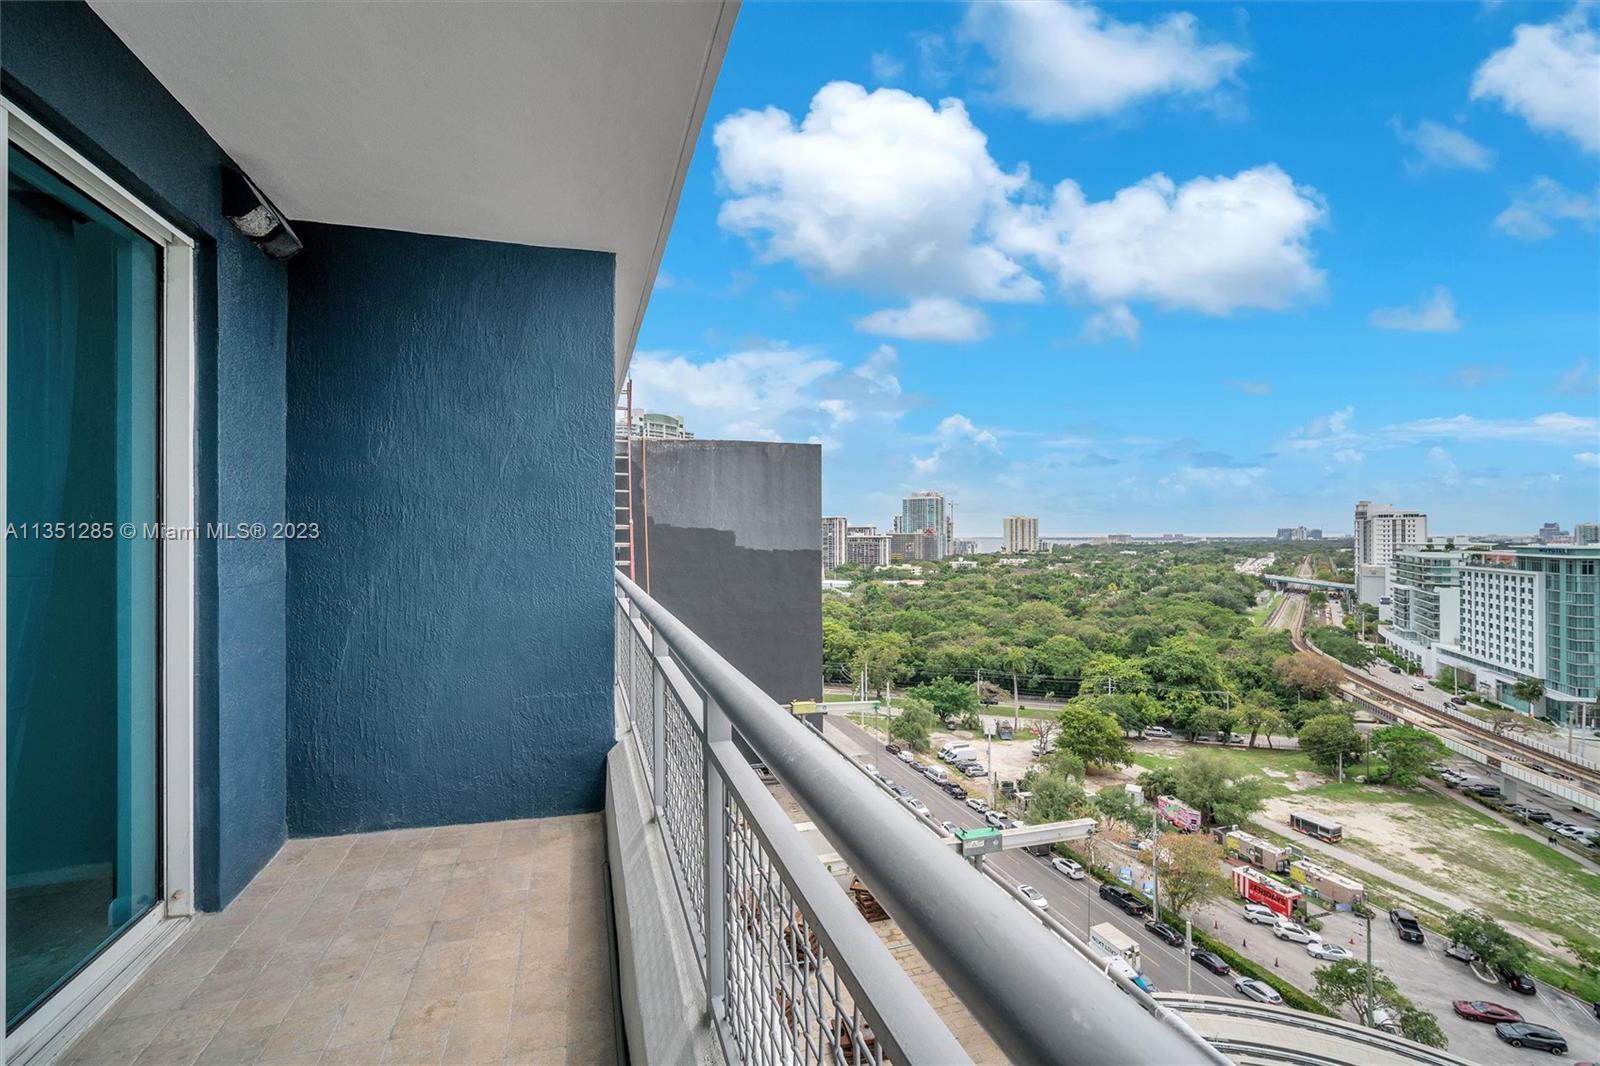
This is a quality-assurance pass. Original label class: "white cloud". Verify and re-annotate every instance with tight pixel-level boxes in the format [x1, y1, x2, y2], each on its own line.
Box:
[1083, 304, 1141, 345]
[964, 0, 1247, 122]
[1333, 448, 1365, 465]
[1493, 177, 1598, 240]
[869, 51, 905, 84]
[1282, 405, 1358, 451]
[715, 82, 1038, 302]
[998, 165, 1327, 314]
[1389, 117, 1495, 171]
[912, 413, 1001, 473]
[631, 346, 840, 442]
[1426, 446, 1462, 486]
[1160, 464, 1265, 493]
[1576, 451, 1600, 467]
[1388, 412, 1598, 444]
[1556, 358, 1597, 395]
[1369, 286, 1462, 332]
[855, 298, 991, 342]
[1231, 380, 1272, 396]
[1471, 9, 1600, 153]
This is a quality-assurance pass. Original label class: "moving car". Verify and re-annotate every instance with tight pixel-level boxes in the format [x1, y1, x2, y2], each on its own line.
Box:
[1494, 1022, 1566, 1054]
[1018, 884, 1048, 910]
[1307, 940, 1352, 962]
[906, 798, 930, 817]
[965, 797, 989, 814]
[1453, 1000, 1524, 1024]
[985, 811, 1008, 829]
[1190, 948, 1230, 975]
[1051, 857, 1085, 880]
[1233, 977, 1282, 1004]
[861, 763, 879, 779]
[1271, 919, 1313, 943]
[1145, 919, 1183, 946]
[939, 821, 959, 836]
[1098, 883, 1148, 917]
[1243, 903, 1278, 925]
[1498, 968, 1537, 996]
[1389, 908, 1425, 944]
[1143, 726, 1172, 739]
[1411, 682, 1426, 691]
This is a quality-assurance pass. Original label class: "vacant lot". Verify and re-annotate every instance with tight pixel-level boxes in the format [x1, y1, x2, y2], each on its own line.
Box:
[1264, 784, 1600, 946]
[1132, 742, 1318, 798]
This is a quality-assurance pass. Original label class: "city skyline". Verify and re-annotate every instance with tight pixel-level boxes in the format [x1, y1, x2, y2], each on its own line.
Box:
[634, 0, 1599, 534]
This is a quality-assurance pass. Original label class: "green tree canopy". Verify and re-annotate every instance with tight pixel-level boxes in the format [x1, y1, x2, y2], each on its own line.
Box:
[1155, 834, 1229, 916]
[1369, 724, 1446, 786]
[1136, 765, 1179, 802]
[887, 697, 937, 751]
[1173, 752, 1266, 826]
[1297, 713, 1364, 774]
[906, 675, 979, 720]
[1055, 703, 1133, 769]
[1445, 910, 1532, 974]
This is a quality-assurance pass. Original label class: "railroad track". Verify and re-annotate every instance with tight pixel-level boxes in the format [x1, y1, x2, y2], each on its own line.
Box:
[1284, 594, 1600, 794]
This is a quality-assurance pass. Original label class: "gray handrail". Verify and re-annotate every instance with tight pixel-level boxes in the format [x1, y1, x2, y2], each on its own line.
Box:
[617, 571, 1210, 1065]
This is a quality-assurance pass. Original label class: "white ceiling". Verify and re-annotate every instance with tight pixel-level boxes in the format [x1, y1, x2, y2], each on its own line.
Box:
[89, 0, 737, 388]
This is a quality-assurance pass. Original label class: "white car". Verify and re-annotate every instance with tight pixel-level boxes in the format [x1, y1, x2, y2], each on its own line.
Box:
[896, 749, 917, 765]
[940, 821, 960, 836]
[861, 763, 879, 779]
[965, 797, 989, 814]
[906, 798, 930, 817]
[1411, 682, 1426, 691]
[1307, 940, 1353, 962]
[1018, 884, 1049, 910]
[1051, 857, 1085, 880]
[1272, 919, 1313, 943]
[1143, 726, 1172, 739]
[1233, 977, 1283, 1005]
[1243, 904, 1277, 925]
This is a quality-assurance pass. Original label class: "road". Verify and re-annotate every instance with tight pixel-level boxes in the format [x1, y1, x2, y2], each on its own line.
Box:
[821, 714, 1241, 1001]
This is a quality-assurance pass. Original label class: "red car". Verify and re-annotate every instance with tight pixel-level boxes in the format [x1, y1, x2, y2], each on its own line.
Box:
[1453, 1000, 1524, 1024]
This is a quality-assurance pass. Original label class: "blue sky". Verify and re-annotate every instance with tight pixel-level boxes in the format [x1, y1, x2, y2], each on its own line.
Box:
[633, 1, 1599, 537]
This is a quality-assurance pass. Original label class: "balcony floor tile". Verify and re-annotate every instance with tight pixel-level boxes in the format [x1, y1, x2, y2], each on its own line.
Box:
[66, 814, 615, 1066]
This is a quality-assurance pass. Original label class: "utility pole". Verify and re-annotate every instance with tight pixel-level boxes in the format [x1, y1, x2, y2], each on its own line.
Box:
[1149, 811, 1161, 919]
[1013, 669, 1020, 732]
[1185, 918, 1193, 994]
[1085, 839, 1096, 936]
[1364, 910, 1375, 1027]
[1337, 750, 1344, 784]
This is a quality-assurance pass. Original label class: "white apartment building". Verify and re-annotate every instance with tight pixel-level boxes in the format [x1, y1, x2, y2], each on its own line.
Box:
[821, 516, 847, 571]
[845, 532, 891, 568]
[1354, 500, 1427, 619]
[1383, 541, 1482, 674]
[1004, 515, 1040, 553]
[901, 491, 948, 560]
[631, 411, 694, 440]
[1576, 522, 1600, 546]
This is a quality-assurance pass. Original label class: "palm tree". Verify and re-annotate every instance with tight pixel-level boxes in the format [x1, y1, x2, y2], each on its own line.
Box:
[1511, 676, 1545, 709]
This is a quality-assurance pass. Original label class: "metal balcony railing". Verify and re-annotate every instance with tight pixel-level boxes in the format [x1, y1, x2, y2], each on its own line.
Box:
[613, 571, 1214, 1065]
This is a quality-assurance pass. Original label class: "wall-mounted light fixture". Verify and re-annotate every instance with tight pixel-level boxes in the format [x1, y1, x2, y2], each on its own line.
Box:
[221, 165, 302, 260]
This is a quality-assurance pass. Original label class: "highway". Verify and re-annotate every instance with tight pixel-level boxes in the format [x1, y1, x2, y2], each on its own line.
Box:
[819, 714, 1245, 1002]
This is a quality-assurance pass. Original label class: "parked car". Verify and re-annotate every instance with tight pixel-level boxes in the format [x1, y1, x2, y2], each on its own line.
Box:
[942, 781, 969, 800]
[1242, 903, 1278, 925]
[1272, 919, 1313, 943]
[1371, 1006, 1401, 1034]
[885, 742, 902, 755]
[965, 797, 989, 814]
[1307, 940, 1352, 962]
[1389, 908, 1425, 944]
[1145, 919, 1183, 946]
[906, 798, 930, 817]
[1498, 968, 1537, 996]
[1411, 682, 1426, 691]
[1453, 1000, 1524, 1024]
[1098, 883, 1148, 917]
[1450, 695, 1468, 705]
[896, 749, 917, 766]
[1445, 941, 1480, 964]
[1143, 726, 1172, 739]
[1018, 884, 1048, 910]
[939, 821, 959, 836]
[1506, 803, 1535, 819]
[980, 696, 1000, 706]
[1494, 1022, 1566, 1054]
[997, 726, 1014, 741]
[890, 785, 912, 801]
[1051, 857, 1085, 880]
[1524, 808, 1554, 823]
[1190, 948, 1230, 975]
[1233, 977, 1282, 1004]
[1388, 665, 1402, 674]
[861, 762, 879, 779]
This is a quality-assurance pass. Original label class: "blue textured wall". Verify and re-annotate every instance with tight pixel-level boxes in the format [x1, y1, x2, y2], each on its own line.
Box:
[285, 223, 614, 835]
[2, 0, 288, 910]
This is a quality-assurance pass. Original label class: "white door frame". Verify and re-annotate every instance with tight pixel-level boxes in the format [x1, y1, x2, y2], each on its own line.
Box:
[2, 98, 197, 1064]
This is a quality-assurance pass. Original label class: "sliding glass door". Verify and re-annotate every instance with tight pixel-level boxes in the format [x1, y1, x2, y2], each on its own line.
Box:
[6, 144, 161, 1030]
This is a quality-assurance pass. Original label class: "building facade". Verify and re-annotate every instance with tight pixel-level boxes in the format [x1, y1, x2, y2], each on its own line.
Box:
[1353, 500, 1428, 567]
[631, 411, 694, 440]
[1576, 522, 1600, 546]
[1436, 545, 1598, 726]
[889, 531, 939, 562]
[1383, 542, 1482, 674]
[821, 515, 847, 571]
[846, 532, 892, 567]
[900, 491, 948, 560]
[1004, 515, 1040, 553]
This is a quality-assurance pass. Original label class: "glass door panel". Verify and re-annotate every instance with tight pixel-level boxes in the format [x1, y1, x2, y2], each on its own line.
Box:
[6, 145, 161, 1030]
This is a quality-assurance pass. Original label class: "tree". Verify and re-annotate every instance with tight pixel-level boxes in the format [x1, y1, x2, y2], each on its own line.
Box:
[822, 617, 860, 674]
[1512, 676, 1545, 707]
[907, 675, 979, 720]
[1397, 1006, 1447, 1048]
[887, 698, 937, 752]
[1080, 653, 1147, 696]
[1311, 961, 1447, 1048]
[1055, 703, 1132, 769]
[1153, 834, 1228, 916]
[1092, 786, 1145, 826]
[1240, 700, 1286, 749]
[1369, 724, 1446, 786]
[1023, 769, 1089, 823]
[1274, 652, 1344, 699]
[1445, 910, 1532, 974]
[1097, 692, 1158, 736]
[1136, 765, 1179, 802]
[1298, 713, 1364, 775]
[1032, 717, 1058, 754]
[1173, 752, 1266, 826]
[856, 631, 908, 698]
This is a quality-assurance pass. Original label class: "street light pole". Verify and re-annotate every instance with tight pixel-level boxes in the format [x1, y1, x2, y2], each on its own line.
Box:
[1185, 918, 1193, 994]
[1364, 910, 1375, 1027]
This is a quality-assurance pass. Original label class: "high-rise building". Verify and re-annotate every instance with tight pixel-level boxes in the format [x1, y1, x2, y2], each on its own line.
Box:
[1383, 541, 1483, 674]
[1435, 545, 1599, 727]
[1576, 522, 1600, 546]
[889, 531, 938, 562]
[821, 516, 847, 571]
[1536, 522, 1570, 544]
[1353, 501, 1428, 567]
[845, 532, 891, 568]
[847, 524, 878, 537]
[900, 491, 948, 560]
[1003, 516, 1039, 553]
[630, 411, 694, 440]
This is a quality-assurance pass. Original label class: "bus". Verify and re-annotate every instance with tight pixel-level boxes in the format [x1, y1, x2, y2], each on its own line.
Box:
[1288, 810, 1343, 843]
